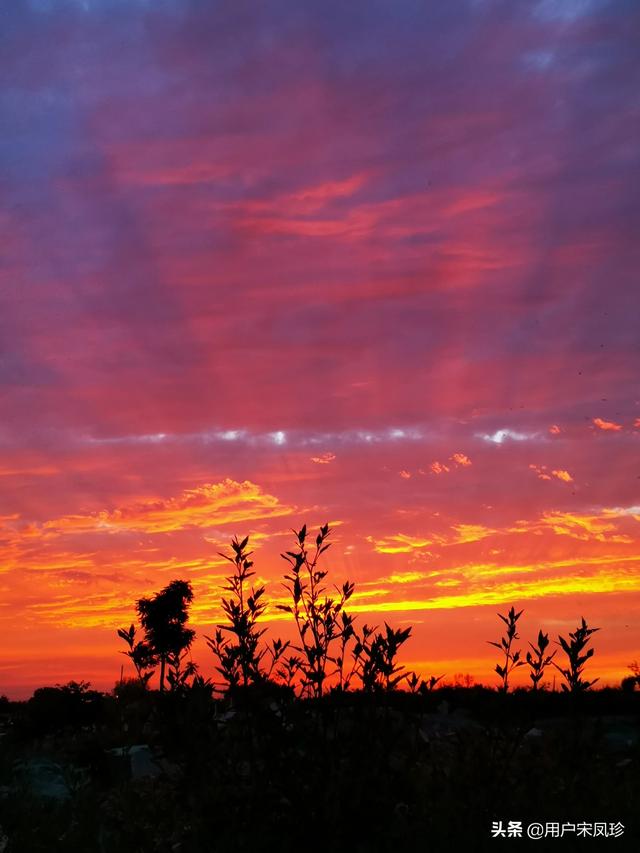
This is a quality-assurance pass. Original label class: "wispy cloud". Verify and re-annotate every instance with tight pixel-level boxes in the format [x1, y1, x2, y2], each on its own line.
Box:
[481, 429, 540, 444]
[43, 480, 296, 536]
[311, 452, 336, 465]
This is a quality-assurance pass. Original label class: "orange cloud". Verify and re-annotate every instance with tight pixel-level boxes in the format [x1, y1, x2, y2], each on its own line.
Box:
[341, 569, 640, 614]
[368, 570, 429, 585]
[367, 533, 433, 554]
[529, 464, 573, 484]
[451, 523, 496, 544]
[399, 470, 412, 479]
[310, 452, 336, 465]
[430, 461, 450, 475]
[513, 510, 634, 544]
[0, 465, 59, 478]
[45, 479, 295, 536]
[593, 417, 622, 432]
[450, 452, 472, 467]
[529, 463, 551, 481]
[367, 523, 496, 555]
[552, 469, 573, 483]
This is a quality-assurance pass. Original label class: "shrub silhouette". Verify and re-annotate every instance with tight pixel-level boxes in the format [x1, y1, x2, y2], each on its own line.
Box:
[166, 649, 199, 693]
[621, 661, 640, 692]
[276, 524, 356, 697]
[133, 579, 195, 692]
[199, 525, 417, 697]
[405, 672, 444, 693]
[206, 535, 288, 691]
[553, 616, 600, 692]
[488, 606, 525, 692]
[526, 629, 556, 690]
[116, 623, 156, 688]
[352, 622, 413, 692]
[113, 540, 608, 700]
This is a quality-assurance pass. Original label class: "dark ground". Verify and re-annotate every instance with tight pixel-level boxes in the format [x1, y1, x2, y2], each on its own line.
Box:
[0, 684, 638, 852]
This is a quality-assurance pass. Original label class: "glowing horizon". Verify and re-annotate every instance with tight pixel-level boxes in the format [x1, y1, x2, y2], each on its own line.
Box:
[1, 0, 639, 698]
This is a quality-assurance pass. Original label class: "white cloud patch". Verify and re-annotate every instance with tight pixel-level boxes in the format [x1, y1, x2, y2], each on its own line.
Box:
[481, 428, 539, 444]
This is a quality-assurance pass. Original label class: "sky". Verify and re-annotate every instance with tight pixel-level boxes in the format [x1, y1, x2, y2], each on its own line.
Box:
[1, 0, 639, 698]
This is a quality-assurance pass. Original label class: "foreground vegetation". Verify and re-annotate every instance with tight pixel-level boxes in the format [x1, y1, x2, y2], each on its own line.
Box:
[0, 525, 638, 851]
[1, 683, 638, 852]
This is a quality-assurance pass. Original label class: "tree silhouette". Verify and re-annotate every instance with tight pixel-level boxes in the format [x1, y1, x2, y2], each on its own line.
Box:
[136, 579, 195, 692]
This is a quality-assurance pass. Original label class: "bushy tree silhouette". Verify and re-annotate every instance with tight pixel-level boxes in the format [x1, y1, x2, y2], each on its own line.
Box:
[135, 579, 195, 692]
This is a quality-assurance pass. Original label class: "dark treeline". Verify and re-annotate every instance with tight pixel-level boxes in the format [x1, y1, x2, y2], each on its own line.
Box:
[0, 525, 639, 852]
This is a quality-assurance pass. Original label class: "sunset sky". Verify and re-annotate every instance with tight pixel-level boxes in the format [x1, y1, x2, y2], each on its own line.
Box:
[1, 0, 639, 697]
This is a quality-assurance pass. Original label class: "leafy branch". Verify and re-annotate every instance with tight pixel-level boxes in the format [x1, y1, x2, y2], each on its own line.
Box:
[553, 617, 600, 692]
[488, 606, 525, 693]
[277, 524, 354, 698]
